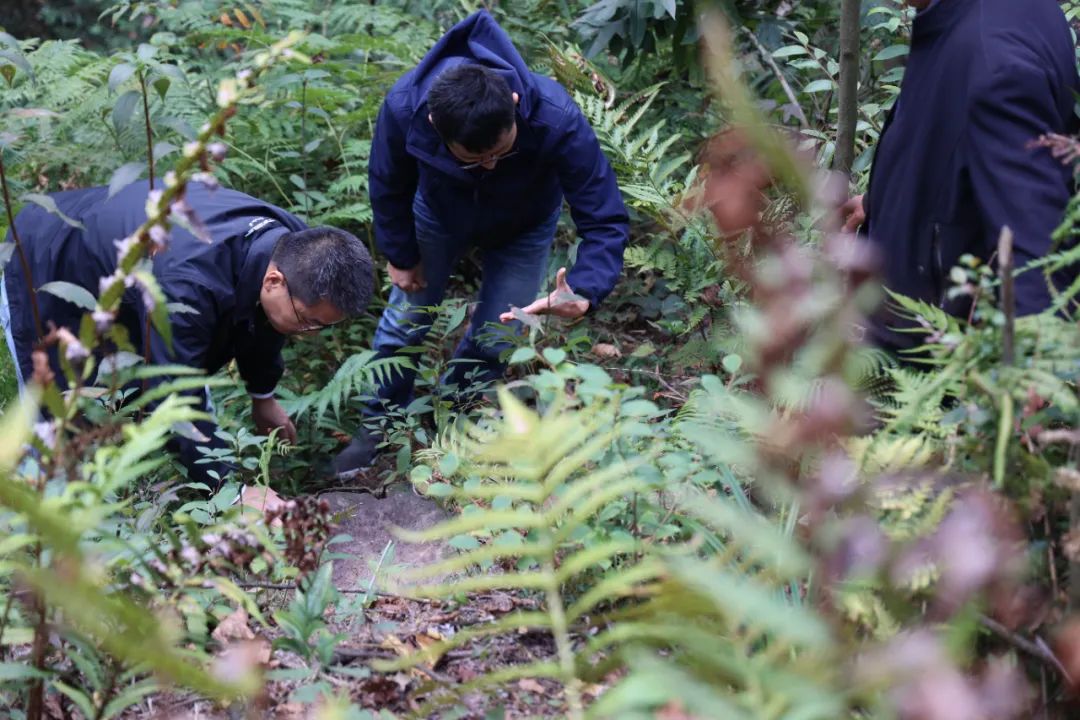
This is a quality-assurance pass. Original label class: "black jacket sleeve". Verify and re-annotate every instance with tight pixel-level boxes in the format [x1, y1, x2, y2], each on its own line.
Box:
[554, 102, 630, 309]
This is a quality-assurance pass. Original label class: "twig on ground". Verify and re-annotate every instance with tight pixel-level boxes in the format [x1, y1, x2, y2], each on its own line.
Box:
[235, 580, 436, 603]
[979, 614, 1070, 679]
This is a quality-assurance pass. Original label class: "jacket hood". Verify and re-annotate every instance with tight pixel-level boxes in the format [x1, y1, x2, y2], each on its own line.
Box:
[408, 10, 537, 117]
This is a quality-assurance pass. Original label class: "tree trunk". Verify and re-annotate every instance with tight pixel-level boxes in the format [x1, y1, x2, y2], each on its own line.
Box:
[834, 0, 862, 176]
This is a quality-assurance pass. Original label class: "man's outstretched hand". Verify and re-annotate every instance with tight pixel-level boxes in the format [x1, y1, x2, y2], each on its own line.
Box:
[388, 261, 426, 294]
[251, 396, 297, 445]
[840, 194, 866, 233]
[499, 267, 590, 323]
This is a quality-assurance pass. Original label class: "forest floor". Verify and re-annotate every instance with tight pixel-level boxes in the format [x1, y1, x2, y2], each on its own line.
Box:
[116, 485, 579, 720]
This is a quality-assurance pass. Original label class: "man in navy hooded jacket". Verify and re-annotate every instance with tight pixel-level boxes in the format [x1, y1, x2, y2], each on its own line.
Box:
[3, 180, 374, 491]
[841, 0, 1080, 355]
[332, 10, 629, 475]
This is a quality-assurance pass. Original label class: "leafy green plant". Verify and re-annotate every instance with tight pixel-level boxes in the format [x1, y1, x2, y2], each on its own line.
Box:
[382, 386, 661, 719]
[274, 563, 345, 668]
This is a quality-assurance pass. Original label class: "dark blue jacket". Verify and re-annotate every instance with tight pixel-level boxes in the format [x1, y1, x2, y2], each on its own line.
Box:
[4, 180, 307, 477]
[865, 0, 1079, 353]
[369, 10, 630, 308]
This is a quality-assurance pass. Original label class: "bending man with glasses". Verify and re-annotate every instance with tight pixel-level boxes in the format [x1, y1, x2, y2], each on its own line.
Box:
[333, 10, 630, 476]
[2, 179, 374, 494]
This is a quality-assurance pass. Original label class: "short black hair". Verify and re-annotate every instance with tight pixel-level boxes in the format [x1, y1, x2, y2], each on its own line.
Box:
[427, 64, 515, 153]
[271, 227, 373, 316]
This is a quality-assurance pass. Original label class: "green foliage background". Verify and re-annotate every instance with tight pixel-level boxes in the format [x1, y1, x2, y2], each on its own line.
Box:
[0, 1, 1078, 719]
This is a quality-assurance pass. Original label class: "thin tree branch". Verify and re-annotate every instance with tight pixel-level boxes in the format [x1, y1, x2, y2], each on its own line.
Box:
[138, 69, 155, 188]
[979, 614, 1071, 681]
[742, 28, 809, 129]
[0, 152, 43, 339]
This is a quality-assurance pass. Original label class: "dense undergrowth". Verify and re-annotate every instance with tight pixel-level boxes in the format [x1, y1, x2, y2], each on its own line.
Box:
[1, 1, 1079, 719]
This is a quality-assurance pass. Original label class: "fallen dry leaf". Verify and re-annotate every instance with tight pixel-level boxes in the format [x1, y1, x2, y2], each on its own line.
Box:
[488, 592, 514, 614]
[212, 638, 270, 685]
[518, 678, 546, 694]
[212, 606, 255, 644]
[591, 342, 621, 360]
[275, 701, 307, 719]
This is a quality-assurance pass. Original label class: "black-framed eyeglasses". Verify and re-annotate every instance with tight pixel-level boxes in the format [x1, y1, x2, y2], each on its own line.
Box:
[282, 275, 332, 333]
[457, 149, 519, 171]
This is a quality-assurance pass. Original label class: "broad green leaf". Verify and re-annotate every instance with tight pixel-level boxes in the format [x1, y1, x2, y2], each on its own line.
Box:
[0, 661, 53, 680]
[772, 45, 807, 59]
[112, 89, 141, 133]
[0, 50, 32, 80]
[542, 347, 567, 366]
[153, 141, 179, 161]
[21, 193, 85, 229]
[155, 63, 185, 82]
[445, 302, 468, 334]
[874, 45, 910, 62]
[136, 43, 157, 62]
[153, 76, 170, 101]
[108, 162, 146, 199]
[38, 281, 96, 310]
[803, 79, 835, 94]
[108, 62, 137, 93]
[509, 347, 536, 365]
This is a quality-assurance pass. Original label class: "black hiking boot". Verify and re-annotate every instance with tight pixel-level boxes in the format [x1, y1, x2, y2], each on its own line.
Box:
[330, 427, 380, 480]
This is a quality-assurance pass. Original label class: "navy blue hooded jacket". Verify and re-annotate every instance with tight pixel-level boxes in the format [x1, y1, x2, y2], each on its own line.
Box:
[369, 10, 629, 308]
[4, 180, 307, 475]
[864, 0, 1079, 353]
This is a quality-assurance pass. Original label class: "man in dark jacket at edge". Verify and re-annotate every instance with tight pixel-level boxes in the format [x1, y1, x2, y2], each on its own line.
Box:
[332, 10, 630, 475]
[2, 180, 374, 502]
[840, 0, 1080, 355]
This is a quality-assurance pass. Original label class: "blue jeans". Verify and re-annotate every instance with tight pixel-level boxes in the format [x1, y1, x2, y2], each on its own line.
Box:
[368, 193, 557, 416]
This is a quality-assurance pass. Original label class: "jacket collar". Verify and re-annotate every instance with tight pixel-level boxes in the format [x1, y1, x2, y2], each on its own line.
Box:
[235, 224, 287, 326]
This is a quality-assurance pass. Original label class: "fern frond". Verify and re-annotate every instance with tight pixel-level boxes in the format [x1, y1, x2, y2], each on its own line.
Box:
[281, 351, 411, 422]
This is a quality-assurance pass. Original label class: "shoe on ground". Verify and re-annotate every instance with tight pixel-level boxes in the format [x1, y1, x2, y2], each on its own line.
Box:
[331, 429, 379, 479]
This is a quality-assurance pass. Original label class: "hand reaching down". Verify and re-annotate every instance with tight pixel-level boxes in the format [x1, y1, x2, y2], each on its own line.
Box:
[499, 267, 590, 323]
[388, 261, 427, 294]
[251, 396, 297, 445]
